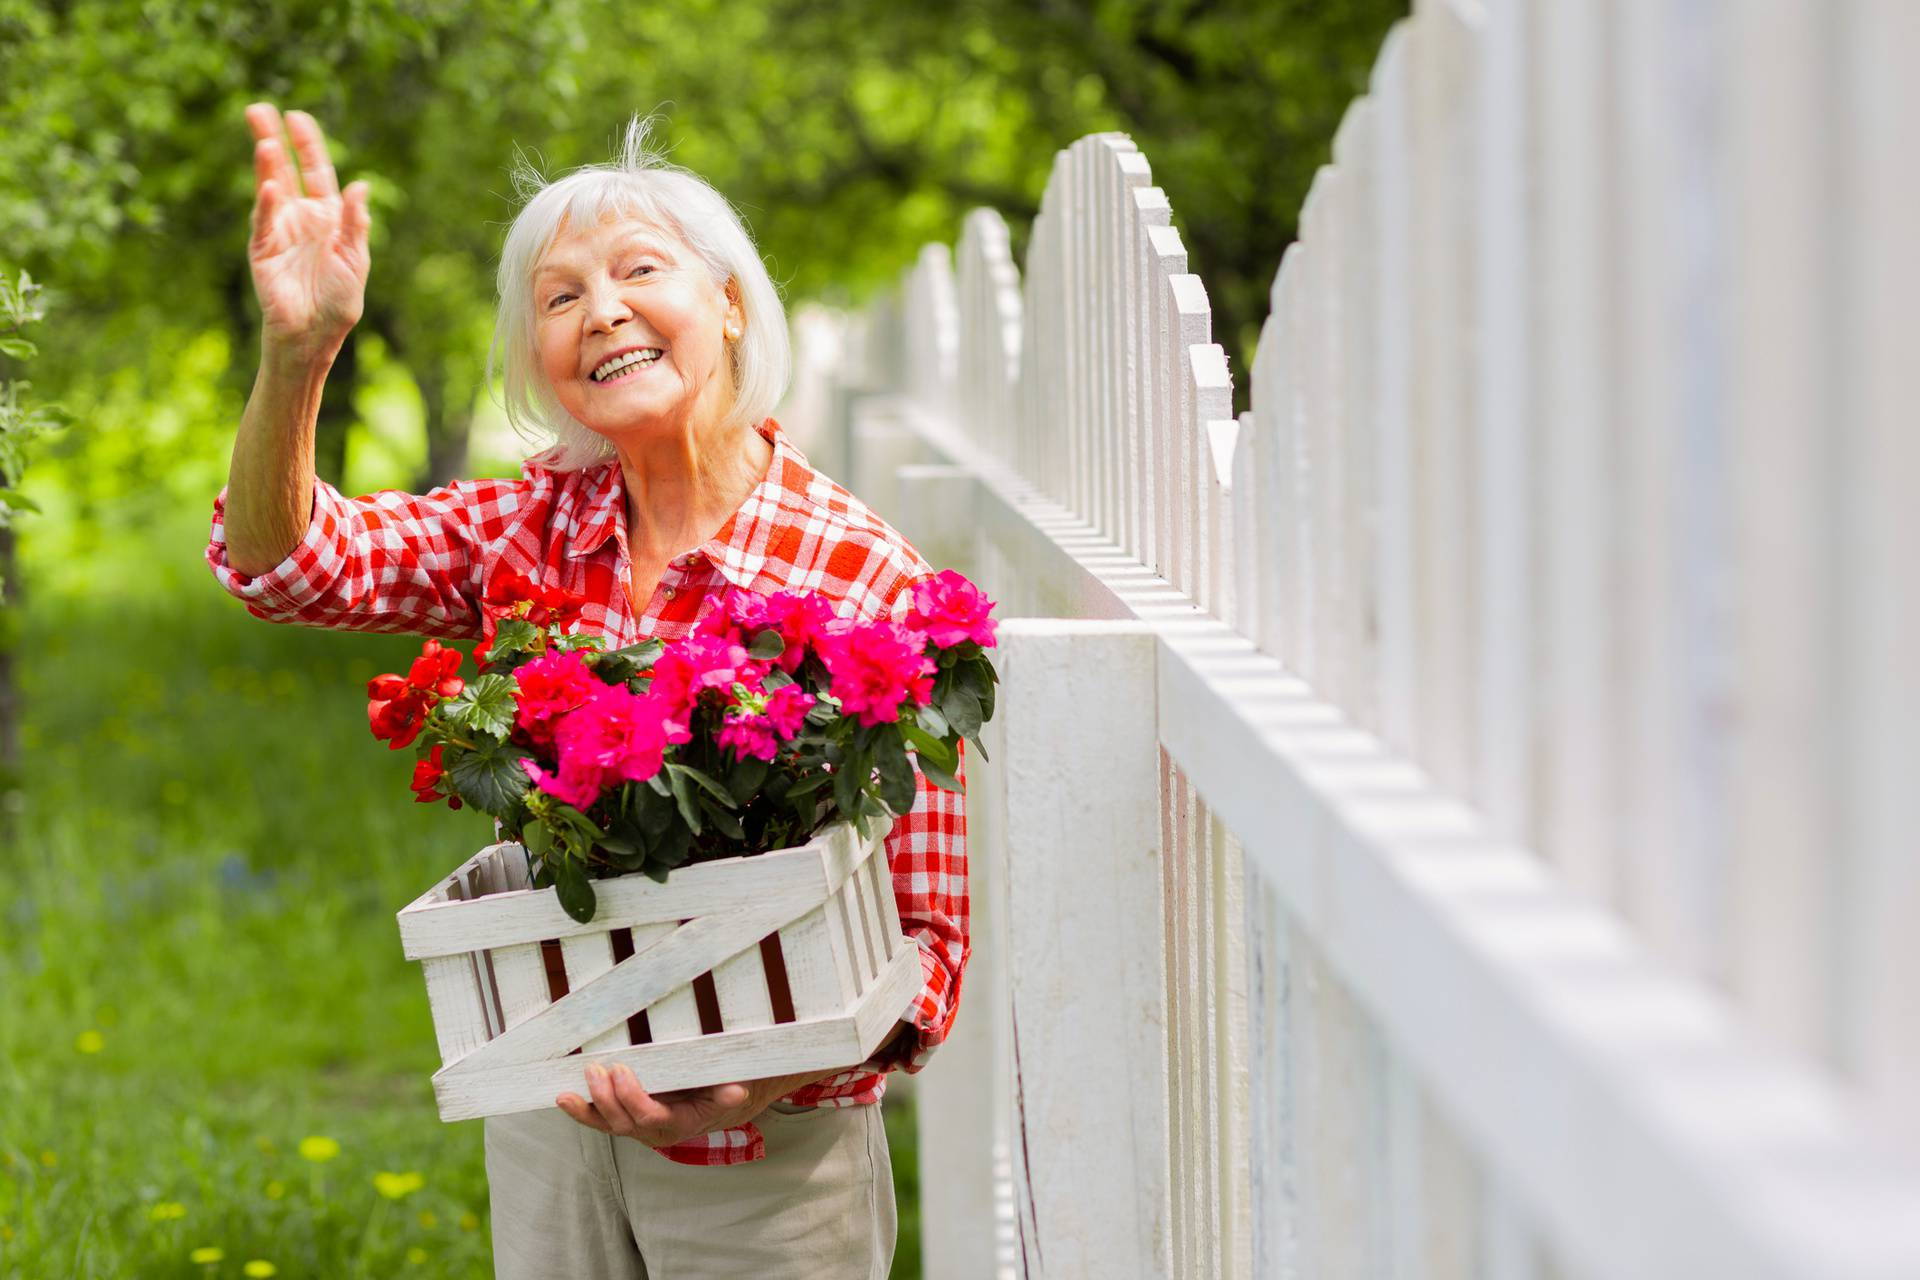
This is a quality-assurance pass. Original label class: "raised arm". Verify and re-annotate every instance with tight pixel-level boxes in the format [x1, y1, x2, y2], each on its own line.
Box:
[209, 104, 527, 638]
[224, 103, 370, 577]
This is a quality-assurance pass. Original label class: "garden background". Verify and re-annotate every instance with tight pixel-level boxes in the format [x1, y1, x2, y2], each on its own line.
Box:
[0, 2, 1395, 1274]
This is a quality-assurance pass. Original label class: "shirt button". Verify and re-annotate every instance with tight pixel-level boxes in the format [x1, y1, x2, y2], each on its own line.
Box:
[681, 554, 698, 566]
[664, 586, 676, 599]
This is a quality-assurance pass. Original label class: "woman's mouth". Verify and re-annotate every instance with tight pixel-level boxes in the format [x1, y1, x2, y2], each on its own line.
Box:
[590, 348, 664, 385]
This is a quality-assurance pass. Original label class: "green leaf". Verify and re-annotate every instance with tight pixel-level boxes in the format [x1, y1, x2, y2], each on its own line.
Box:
[487, 617, 540, 660]
[651, 823, 694, 871]
[784, 771, 833, 799]
[552, 856, 597, 924]
[941, 684, 984, 738]
[899, 719, 956, 771]
[725, 755, 771, 805]
[521, 819, 554, 859]
[0, 337, 37, 360]
[917, 702, 950, 739]
[701, 799, 746, 841]
[0, 488, 41, 514]
[666, 765, 702, 835]
[746, 627, 785, 661]
[833, 749, 866, 818]
[439, 672, 517, 739]
[592, 638, 663, 683]
[917, 753, 963, 793]
[876, 735, 919, 816]
[666, 761, 737, 809]
[445, 740, 533, 813]
[633, 780, 677, 838]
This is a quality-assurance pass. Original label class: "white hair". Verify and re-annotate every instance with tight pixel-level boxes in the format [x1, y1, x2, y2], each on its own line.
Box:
[486, 113, 791, 472]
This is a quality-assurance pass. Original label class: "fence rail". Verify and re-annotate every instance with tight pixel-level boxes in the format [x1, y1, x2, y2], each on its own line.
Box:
[797, 2, 1920, 1275]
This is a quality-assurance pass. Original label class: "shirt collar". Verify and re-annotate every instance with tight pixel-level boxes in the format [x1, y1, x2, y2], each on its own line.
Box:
[564, 417, 802, 595]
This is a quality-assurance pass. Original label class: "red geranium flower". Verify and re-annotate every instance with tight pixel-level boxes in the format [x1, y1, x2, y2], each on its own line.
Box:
[368, 639, 466, 751]
[476, 570, 591, 663]
[410, 743, 463, 809]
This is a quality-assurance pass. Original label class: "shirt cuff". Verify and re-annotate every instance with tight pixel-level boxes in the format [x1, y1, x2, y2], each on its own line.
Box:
[857, 939, 960, 1077]
[204, 479, 343, 618]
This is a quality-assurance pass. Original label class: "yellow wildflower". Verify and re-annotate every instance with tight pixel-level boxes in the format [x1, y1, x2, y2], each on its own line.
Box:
[264, 1180, 286, 1200]
[406, 1247, 428, 1265]
[189, 1246, 224, 1264]
[253, 1135, 276, 1155]
[416, 1210, 437, 1229]
[458, 1211, 479, 1232]
[297, 1135, 340, 1163]
[38, 1150, 56, 1168]
[372, 1170, 424, 1200]
[243, 1261, 277, 1278]
[74, 1030, 105, 1054]
[147, 1201, 187, 1222]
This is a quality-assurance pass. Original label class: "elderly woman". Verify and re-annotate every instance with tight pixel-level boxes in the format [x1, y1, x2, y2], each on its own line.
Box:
[206, 103, 968, 1279]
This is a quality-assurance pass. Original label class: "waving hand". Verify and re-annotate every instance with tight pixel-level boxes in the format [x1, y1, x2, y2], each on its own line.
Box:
[243, 103, 370, 360]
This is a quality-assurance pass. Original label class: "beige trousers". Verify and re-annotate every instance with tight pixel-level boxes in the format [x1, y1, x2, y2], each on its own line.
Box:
[483, 1099, 897, 1279]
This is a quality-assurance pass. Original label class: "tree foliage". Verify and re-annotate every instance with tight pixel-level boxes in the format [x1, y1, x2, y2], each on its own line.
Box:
[2, 0, 1399, 523]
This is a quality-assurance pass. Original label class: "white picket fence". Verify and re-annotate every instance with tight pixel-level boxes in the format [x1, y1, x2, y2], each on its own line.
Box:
[792, 2, 1920, 1276]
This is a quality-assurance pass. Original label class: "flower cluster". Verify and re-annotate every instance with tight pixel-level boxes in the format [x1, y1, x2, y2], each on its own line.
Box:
[475, 570, 590, 664]
[363, 569, 999, 923]
[366, 640, 464, 750]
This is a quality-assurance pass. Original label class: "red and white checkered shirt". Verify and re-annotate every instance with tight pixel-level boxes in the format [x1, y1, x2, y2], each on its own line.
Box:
[205, 415, 968, 1165]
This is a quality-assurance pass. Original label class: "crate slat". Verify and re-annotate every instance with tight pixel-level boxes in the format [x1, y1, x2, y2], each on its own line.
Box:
[712, 945, 776, 1032]
[403, 818, 916, 1120]
[865, 840, 905, 962]
[489, 943, 550, 1035]
[847, 862, 884, 980]
[633, 921, 703, 1044]
[445, 899, 802, 1076]
[420, 954, 491, 1063]
[784, 902, 860, 1018]
[558, 932, 628, 1054]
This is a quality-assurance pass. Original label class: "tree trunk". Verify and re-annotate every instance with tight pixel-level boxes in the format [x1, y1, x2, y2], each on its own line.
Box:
[0, 518, 20, 853]
[415, 362, 473, 492]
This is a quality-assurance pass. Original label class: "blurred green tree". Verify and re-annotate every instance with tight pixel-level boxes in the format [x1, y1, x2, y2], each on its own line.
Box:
[2, 0, 1398, 508]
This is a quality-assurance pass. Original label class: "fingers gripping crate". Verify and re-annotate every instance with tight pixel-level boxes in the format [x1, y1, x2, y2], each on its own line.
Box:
[396, 817, 923, 1122]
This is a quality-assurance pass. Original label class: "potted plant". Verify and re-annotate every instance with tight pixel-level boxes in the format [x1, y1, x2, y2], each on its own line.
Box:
[375, 570, 997, 1121]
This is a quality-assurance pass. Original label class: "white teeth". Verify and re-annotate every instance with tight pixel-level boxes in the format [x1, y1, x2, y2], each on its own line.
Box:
[592, 349, 661, 381]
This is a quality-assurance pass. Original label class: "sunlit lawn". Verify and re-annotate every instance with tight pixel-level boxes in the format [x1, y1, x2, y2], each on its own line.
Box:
[0, 507, 921, 1277]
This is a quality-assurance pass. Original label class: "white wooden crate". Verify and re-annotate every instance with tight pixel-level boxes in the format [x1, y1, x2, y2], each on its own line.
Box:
[396, 816, 922, 1122]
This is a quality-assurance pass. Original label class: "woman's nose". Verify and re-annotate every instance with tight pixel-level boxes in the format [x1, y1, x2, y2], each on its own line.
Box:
[584, 286, 633, 331]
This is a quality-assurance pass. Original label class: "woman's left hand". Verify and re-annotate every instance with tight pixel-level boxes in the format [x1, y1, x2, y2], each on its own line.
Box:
[556, 1063, 825, 1147]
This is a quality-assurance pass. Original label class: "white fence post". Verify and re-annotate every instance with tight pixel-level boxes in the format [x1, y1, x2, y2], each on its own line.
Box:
[990, 619, 1169, 1278]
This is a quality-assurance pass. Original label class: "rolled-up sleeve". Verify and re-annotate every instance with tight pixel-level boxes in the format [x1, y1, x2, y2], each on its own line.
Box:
[873, 735, 969, 1073]
[205, 473, 525, 638]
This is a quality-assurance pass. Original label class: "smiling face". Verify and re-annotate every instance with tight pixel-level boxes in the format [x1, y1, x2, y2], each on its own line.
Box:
[532, 210, 744, 442]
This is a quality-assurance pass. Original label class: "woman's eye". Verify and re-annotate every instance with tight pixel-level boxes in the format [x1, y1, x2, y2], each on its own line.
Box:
[628, 264, 654, 279]
[547, 293, 573, 309]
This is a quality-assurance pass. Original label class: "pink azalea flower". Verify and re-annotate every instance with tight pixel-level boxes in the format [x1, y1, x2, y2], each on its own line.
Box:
[715, 682, 815, 763]
[522, 683, 678, 807]
[511, 648, 601, 747]
[763, 683, 816, 738]
[904, 569, 998, 649]
[716, 715, 781, 762]
[647, 634, 769, 719]
[820, 619, 937, 728]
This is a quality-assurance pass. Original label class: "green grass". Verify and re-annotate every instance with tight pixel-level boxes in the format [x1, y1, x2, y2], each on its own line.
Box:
[0, 509, 922, 1278]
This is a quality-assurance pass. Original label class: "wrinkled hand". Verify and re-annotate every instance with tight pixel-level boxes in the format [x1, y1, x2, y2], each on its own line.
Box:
[557, 1063, 804, 1148]
[243, 102, 370, 359]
